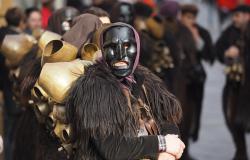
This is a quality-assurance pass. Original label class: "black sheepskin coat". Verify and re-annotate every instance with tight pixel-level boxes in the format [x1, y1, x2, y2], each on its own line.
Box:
[66, 63, 181, 160]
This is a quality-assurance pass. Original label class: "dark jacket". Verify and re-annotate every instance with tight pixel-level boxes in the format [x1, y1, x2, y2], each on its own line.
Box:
[215, 25, 242, 63]
[196, 24, 215, 64]
[236, 23, 250, 130]
[0, 26, 21, 115]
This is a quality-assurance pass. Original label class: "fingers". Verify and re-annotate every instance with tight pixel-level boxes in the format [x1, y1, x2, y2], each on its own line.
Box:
[176, 139, 185, 159]
[158, 153, 176, 160]
[176, 148, 183, 159]
[165, 134, 185, 159]
[181, 141, 185, 149]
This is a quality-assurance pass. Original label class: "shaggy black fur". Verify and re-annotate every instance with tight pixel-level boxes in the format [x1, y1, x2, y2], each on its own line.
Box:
[66, 62, 181, 160]
[13, 108, 69, 160]
[19, 58, 42, 97]
[13, 47, 181, 160]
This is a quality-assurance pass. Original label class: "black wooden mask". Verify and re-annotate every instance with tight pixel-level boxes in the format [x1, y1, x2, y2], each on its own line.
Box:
[103, 26, 137, 78]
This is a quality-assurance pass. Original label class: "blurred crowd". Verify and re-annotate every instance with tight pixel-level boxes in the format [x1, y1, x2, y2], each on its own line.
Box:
[0, 0, 250, 160]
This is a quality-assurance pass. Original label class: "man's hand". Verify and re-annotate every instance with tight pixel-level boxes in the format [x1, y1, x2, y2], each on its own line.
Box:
[158, 152, 176, 160]
[165, 134, 185, 159]
[225, 46, 240, 58]
[188, 25, 200, 42]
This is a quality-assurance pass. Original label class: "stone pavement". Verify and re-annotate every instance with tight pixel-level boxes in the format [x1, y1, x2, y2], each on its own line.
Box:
[189, 62, 250, 160]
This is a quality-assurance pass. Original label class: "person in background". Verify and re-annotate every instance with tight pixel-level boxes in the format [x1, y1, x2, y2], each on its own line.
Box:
[25, 7, 42, 35]
[110, 2, 135, 25]
[67, 0, 89, 12]
[41, 0, 54, 29]
[84, 6, 111, 24]
[216, 5, 250, 63]
[215, 5, 250, 160]
[0, 7, 26, 160]
[92, 0, 116, 13]
[133, 1, 154, 66]
[47, 6, 79, 35]
[133, 1, 177, 92]
[159, 1, 199, 159]
[180, 4, 214, 143]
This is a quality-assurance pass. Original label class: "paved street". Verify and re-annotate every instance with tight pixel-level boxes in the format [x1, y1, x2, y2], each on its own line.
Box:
[189, 62, 250, 159]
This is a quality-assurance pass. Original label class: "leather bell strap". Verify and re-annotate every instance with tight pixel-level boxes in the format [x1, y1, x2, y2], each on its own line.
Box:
[123, 88, 159, 136]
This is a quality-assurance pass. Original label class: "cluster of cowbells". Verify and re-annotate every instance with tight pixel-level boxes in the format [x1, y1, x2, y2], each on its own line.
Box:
[0, 30, 100, 156]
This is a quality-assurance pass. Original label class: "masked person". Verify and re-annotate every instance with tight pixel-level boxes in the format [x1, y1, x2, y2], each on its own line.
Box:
[110, 2, 135, 25]
[215, 5, 250, 160]
[47, 7, 80, 35]
[66, 22, 185, 160]
[180, 4, 214, 143]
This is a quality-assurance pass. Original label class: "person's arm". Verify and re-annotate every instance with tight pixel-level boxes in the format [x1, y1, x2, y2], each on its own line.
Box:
[198, 27, 215, 64]
[93, 133, 184, 160]
[93, 135, 159, 160]
[160, 122, 180, 136]
[215, 29, 231, 64]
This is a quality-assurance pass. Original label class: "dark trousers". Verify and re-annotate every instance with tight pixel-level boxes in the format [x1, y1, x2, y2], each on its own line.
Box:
[223, 81, 248, 160]
[2, 85, 20, 160]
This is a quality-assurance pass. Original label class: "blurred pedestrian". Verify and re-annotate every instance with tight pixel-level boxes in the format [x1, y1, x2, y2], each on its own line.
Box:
[180, 4, 214, 143]
[110, 2, 135, 25]
[84, 6, 111, 24]
[92, 0, 116, 13]
[215, 5, 250, 160]
[159, 1, 200, 159]
[47, 6, 79, 35]
[25, 7, 42, 35]
[0, 7, 26, 160]
[133, 1, 177, 90]
[41, 0, 54, 29]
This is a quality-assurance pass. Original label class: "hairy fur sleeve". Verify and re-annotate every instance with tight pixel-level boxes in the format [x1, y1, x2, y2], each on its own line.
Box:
[66, 63, 137, 142]
[136, 65, 182, 125]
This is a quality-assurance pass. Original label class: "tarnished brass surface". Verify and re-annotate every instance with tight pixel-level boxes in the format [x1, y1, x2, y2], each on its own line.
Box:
[38, 31, 61, 51]
[42, 40, 78, 65]
[31, 82, 49, 101]
[0, 34, 36, 67]
[30, 58, 93, 156]
[81, 43, 99, 62]
[35, 102, 51, 117]
[37, 59, 92, 103]
[60, 143, 73, 156]
[52, 104, 67, 124]
[54, 122, 72, 144]
[224, 63, 244, 82]
[9, 68, 20, 80]
[47, 112, 57, 129]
